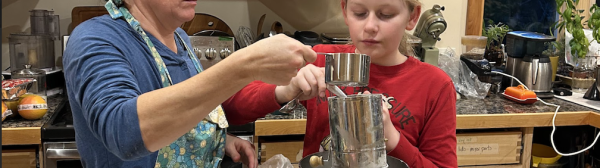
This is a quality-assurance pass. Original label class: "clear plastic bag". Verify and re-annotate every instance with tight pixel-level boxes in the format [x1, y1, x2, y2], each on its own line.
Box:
[258, 154, 294, 168]
[438, 48, 491, 99]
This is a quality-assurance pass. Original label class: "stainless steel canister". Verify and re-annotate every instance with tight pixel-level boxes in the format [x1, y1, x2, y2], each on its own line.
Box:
[328, 94, 386, 168]
[325, 53, 370, 87]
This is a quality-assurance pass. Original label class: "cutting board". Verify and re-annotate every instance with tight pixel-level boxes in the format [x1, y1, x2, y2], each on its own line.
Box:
[180, 13, 234, 36]
[555, 92, 600, 111]
[70, 6, 109, 34]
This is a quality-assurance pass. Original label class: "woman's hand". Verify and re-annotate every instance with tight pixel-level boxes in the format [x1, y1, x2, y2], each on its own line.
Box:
[225, 134, 258, 168]
[275, 64, 327, 104]
[241, 34, 317, 86]
[363, 91, 400, 152]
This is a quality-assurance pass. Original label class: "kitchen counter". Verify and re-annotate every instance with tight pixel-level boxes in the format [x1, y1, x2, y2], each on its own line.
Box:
[2, 95, 64, 128]
[2, 95, 64, 145]
[255, 93, 600, 136]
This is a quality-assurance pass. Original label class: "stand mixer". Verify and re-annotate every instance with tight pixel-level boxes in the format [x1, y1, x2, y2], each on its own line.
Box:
[413, 4, 447, 66]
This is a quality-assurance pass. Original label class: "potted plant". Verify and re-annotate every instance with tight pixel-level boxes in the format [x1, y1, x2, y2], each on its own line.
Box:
[556, 0, 600, 91]
[542, 37, 565, 81]
[482, 21, 511, 66]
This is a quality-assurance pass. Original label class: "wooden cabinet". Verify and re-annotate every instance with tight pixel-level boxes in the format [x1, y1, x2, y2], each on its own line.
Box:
[2, 148, 37, 168]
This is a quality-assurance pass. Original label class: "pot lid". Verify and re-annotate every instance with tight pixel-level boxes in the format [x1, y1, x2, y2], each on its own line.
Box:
[11, 65, 46, 76]
[506, 31, 555, 42]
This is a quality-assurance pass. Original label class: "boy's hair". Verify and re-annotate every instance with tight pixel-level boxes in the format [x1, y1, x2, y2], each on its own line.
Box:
[344, 0, 421, 57]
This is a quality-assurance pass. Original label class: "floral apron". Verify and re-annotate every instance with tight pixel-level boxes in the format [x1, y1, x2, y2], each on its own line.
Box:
[104, 1, 229, 167]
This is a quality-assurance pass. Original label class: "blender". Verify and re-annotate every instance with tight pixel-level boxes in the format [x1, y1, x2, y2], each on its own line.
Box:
[460, 36, 493, 83]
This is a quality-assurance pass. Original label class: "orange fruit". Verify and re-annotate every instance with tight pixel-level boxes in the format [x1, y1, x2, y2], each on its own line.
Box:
[4, 100, 20, 118]
[18, 95, 48, 120]
[2, 101, 7, 121]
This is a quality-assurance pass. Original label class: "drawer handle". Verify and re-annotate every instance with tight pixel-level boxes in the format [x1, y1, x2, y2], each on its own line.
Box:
[46, 149, 80, 159]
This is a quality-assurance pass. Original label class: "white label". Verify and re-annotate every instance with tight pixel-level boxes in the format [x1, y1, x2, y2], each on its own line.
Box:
[457, 143, 500, 155]
[457, 136, 477, 144]
[18, 104, 48, 111]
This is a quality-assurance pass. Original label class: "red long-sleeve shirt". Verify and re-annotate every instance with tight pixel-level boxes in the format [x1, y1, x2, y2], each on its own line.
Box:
[223, 44, 458, 168]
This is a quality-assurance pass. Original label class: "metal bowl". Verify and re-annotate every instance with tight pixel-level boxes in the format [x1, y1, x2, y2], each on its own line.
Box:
[299, 151, 409, 168]
[324, 53, 370, 87]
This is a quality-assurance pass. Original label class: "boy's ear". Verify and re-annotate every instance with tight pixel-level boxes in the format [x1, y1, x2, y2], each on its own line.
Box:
[406, 5, 421, 31]
[341, 0, 349, 26]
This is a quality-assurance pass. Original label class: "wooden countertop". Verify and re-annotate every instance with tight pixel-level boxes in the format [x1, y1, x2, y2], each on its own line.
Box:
[255, 111, 600, 136]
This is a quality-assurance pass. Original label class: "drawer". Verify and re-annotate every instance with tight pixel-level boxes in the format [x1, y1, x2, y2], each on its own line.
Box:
[2, 148, 37, 168]
[457, 131, 522, 166]
[260, 140, 304, 164]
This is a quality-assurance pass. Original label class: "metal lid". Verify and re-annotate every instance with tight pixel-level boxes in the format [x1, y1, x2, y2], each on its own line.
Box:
[11, 64, 46, 76]
[506, 31, 555, 42]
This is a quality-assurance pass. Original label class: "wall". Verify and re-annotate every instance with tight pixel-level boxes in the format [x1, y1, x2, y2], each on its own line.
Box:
[259, 0, 469, 55]
[1, 0, 294, 71]
[2, 0, 468, 71]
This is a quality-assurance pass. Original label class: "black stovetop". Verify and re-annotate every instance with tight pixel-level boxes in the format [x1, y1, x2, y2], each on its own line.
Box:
[41, 99, 76, 142]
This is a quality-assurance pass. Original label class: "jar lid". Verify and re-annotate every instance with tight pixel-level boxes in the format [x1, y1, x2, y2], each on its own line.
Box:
[11, 65, 46, 76]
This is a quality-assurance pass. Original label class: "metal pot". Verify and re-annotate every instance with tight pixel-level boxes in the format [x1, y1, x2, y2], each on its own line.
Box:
[300, 151, 408, 168]
[324, 53, 370, 87]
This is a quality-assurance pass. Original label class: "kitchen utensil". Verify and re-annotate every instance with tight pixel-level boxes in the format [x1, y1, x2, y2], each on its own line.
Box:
[503, 31, 555, 90]
[236, 26, 254, 48]
[271, 21, 283, 34]
[294, 31, 322, 47]
[30, 9, 60, 40]
[502, 85, 538, 104]
[181, 13, 234, 37]
[326, 85, 346, 97]
[278, 85, 346, 114]
[459, 36, 493, 83]
[278, 92, 302, 114]
[532, 143, 562, 167]
[321, 33, 350, 41]
[257, 14, 266, 38]
[413, 4, 447, 66]
[11, 65, 47, 100]
[583, 66, 600, 100]
[268, 30, 277, 37]
[324, 53, 370, 87]
[515, 54, 554, 98]
[322, 94, 386, 168]
[9, 33, 56, 71]
[301, 151, 408, 168]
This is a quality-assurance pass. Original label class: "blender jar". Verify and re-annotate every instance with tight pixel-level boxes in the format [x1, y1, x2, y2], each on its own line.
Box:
[9, 33, 55, 71]
[461, 36, 488, 60]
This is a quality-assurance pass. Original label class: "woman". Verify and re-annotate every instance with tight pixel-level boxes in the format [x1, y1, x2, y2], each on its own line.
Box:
[226, 0, 458, 167]
[62, 0, 316, 167]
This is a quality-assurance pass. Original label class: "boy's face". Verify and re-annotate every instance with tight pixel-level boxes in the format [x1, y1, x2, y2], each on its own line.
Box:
[342, 0, 419, 58]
